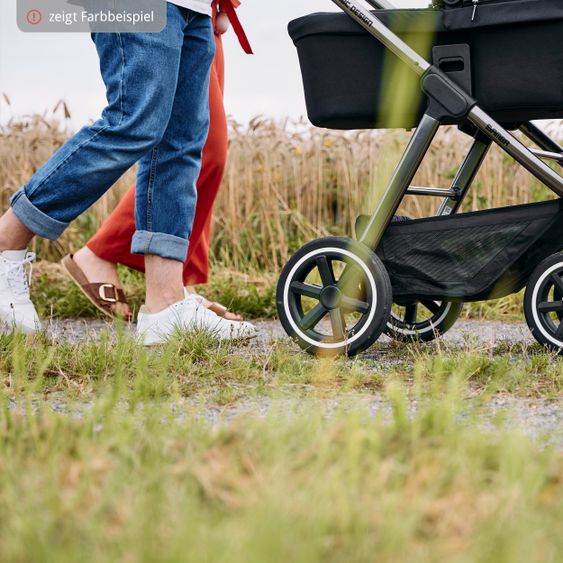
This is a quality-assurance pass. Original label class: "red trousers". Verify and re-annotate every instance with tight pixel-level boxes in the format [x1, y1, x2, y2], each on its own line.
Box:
[87, 36, 227, 286]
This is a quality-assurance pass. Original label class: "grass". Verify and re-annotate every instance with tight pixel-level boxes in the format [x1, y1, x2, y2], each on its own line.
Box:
[0, 328, 561, 402]
[0, 289, 560, 562]
[393, 344, 563, 399]
[0, 332, 561, 562]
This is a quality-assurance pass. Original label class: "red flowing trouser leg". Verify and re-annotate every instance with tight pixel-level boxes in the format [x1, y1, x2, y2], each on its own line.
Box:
[87, 35, 228, 287]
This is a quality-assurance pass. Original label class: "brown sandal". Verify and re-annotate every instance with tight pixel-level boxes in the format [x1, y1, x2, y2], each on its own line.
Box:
[61, 255, 132, 320]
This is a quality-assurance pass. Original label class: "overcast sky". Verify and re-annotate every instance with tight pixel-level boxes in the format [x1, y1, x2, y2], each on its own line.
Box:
[0, 0, 427, 127]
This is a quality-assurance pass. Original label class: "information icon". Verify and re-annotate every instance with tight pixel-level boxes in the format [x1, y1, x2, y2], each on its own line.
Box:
[26, 9, 42, 25]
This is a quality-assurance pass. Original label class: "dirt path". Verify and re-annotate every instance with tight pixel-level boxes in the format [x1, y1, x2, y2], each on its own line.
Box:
[46, 317, 533, 348]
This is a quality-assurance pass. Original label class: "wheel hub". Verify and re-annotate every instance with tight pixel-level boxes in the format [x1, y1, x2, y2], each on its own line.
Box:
[320, 285, 342, 310]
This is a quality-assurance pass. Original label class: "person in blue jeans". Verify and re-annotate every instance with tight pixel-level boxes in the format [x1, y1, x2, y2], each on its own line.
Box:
[0, 1, 256, 344]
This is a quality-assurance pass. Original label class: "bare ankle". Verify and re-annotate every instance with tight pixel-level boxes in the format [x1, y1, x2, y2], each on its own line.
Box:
[145, 291, 185, 314]
[145, 254, 185, 314]
[0, 209, 35, 251]
[0, 243, 28, 253]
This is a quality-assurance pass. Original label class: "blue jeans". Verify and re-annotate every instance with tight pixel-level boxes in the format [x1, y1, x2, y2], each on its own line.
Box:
[11, 5, 215, 262]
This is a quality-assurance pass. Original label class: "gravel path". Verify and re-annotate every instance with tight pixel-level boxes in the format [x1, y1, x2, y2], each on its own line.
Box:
[39, 318, 562, 448]
[46, 317, 534, 348]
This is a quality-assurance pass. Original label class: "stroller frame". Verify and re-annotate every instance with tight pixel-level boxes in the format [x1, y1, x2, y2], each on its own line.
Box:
[277, 0, 563, 356]
[332, 0, 563, 251]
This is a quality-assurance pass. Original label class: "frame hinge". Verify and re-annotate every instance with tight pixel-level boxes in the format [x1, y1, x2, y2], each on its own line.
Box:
[421, 66, 476, 123]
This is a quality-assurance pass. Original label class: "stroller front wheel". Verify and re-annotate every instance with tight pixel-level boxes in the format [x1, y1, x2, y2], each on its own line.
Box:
[524, 252, 563, 353]
[276, 237, 392, 357]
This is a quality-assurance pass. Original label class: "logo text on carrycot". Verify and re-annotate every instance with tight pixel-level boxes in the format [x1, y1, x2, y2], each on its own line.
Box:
[342, 0, 373, 27]
[485, 124, 510, 147]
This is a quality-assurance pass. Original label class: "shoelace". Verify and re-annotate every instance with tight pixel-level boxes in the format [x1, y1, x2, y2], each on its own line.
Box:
[4, 252, 35, 296]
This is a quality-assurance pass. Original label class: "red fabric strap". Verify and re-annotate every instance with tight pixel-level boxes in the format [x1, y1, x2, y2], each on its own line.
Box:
[217, 0, 253, 55]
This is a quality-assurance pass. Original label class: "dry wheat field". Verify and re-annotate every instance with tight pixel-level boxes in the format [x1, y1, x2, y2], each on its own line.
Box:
[2, 99, 561, 271]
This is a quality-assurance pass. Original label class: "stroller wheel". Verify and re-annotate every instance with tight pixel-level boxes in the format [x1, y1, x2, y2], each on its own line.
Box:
[276, 237, 392, 357]
[525, 253, 563, 353]
[385, 300, 463, 342]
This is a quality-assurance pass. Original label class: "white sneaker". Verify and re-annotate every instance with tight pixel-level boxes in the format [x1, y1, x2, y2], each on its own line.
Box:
[0, 250, 41, 334]
[136, 293, 258, 346]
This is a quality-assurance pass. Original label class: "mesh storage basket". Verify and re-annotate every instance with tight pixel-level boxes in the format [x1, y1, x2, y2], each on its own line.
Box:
[288, 0, 563, 130]
[367, 200, 563, 301]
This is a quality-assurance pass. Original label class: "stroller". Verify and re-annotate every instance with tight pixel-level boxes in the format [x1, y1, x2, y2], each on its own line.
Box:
[277, 0, 563, 356]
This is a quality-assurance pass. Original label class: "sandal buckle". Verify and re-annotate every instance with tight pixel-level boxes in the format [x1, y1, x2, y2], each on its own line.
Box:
[99, 284, 118, 303]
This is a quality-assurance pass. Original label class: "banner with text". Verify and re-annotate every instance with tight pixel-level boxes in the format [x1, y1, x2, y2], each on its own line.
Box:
[18, 0, 167, 33]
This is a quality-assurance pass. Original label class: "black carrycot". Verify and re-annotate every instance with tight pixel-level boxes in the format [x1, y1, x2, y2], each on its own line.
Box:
[288, 0, 563, 130]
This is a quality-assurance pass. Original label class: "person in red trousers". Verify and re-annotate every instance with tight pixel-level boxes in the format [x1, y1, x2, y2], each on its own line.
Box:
[64, 0, 252, 321]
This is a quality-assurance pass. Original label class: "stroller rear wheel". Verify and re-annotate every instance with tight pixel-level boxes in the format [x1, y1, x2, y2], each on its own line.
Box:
[385, 300, 463, 342]
[524, 253, 563, 353]
[276, 237, 392, 357]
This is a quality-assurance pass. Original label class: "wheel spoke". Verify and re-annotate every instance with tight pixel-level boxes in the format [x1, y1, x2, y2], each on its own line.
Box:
[290, 281, 322, 300]
[404, 304, 418, 325]
[341, 296, 370, 314]
[300, 304, 327, 331]
[538, 301, 563, 313]
[550, 273, 563, 295]
[330, 308, 347, 339]
[316, 256, 335, 287]
[420, 300, 441, 315]
[337, 263, 362, 292]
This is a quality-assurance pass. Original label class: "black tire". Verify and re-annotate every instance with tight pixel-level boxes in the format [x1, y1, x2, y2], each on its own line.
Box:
[276, 237, 392, 357]
[524, 252, 563, 353]
[385, 300, 463, 342]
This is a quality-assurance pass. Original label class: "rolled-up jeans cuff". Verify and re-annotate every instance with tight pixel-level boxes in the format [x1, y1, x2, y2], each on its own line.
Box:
[10, 189, 69, 240]
[131, 231, 189, 263]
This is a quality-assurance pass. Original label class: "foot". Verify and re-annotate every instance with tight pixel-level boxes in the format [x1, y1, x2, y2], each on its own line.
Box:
[72, 247, 132, 319]
[137, 292, 257, 346]
[185, 285, 244, 322]
[0, 250, 41, 334]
